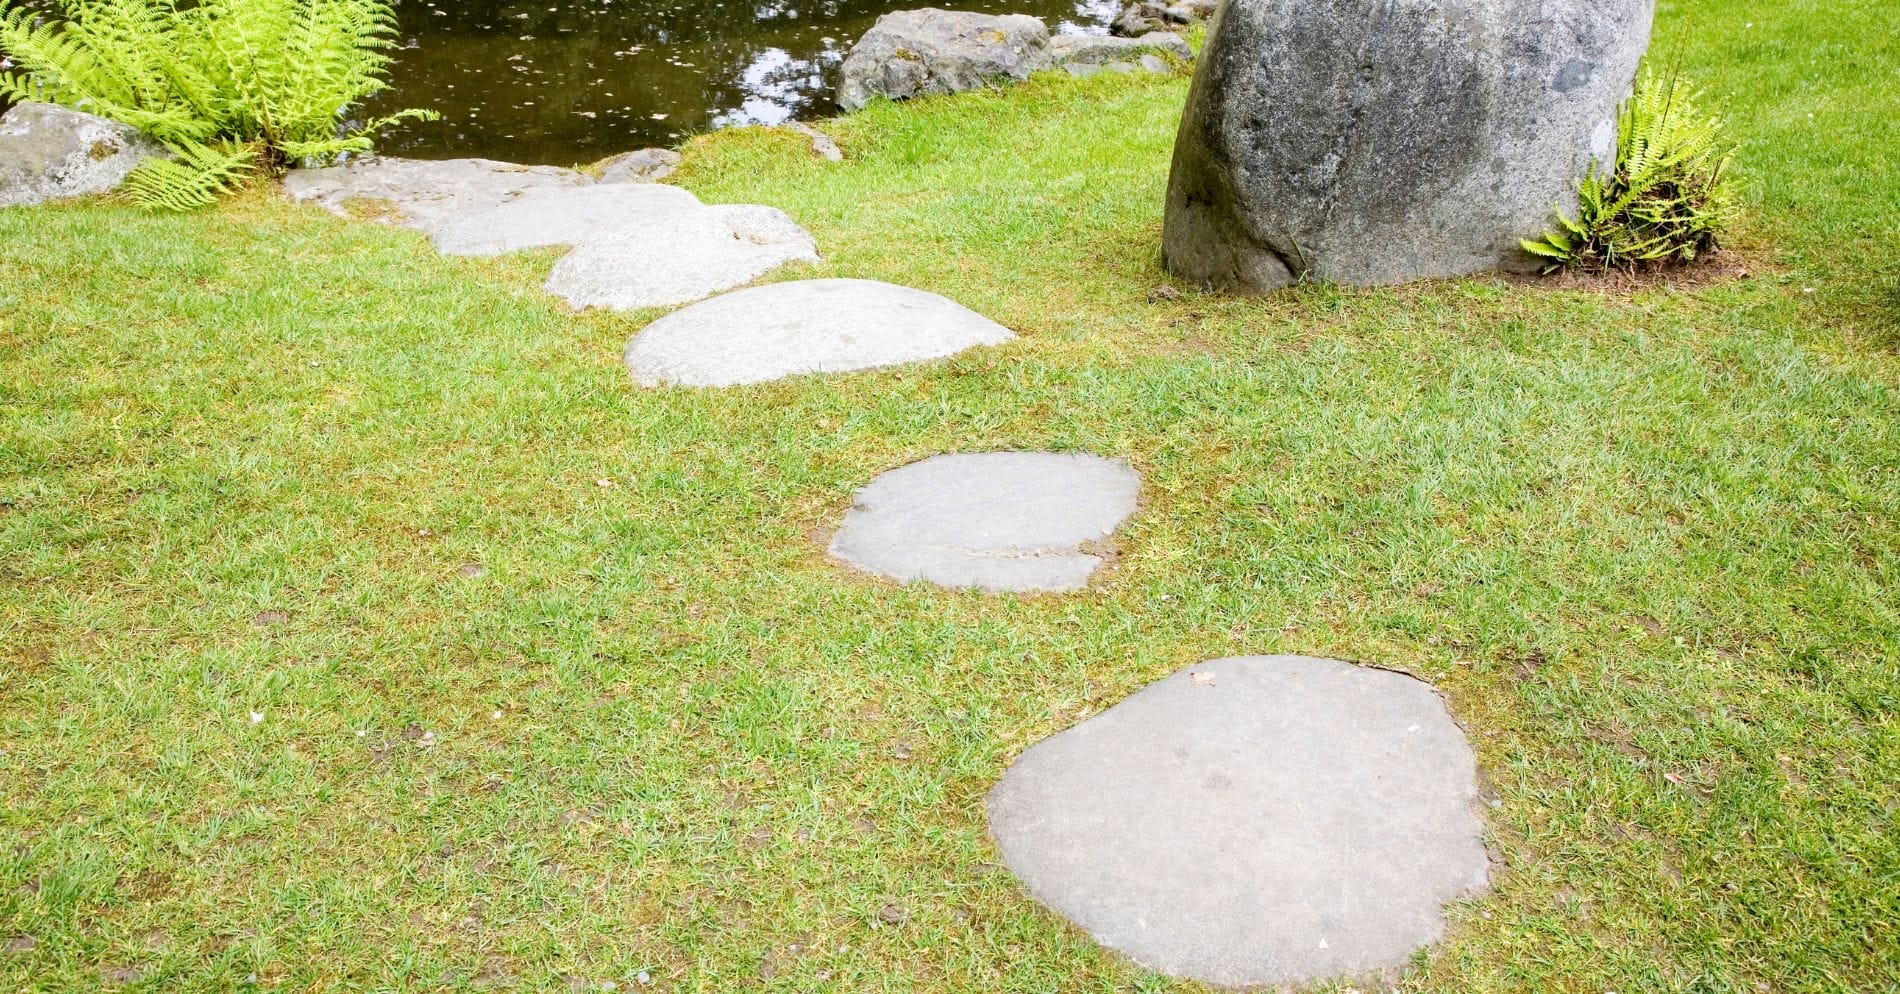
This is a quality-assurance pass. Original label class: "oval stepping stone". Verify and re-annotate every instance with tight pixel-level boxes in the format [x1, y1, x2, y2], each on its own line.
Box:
[987, 655, 1490, 987]
[624, 278, 1015, 387]
[827, 452, 1138, 592]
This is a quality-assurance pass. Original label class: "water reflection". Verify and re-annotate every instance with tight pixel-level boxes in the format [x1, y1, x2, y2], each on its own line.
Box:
[364, 0, 1117, 164]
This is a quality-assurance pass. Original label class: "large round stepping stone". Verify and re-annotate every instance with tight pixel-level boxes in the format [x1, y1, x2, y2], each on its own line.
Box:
[827, 452, 1138, 592]
[987, 655, 1490, 987]
[623, 279, 1015, 387]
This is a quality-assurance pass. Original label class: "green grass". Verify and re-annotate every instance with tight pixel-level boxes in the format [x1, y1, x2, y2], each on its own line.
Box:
[1, 0, 1896, 990]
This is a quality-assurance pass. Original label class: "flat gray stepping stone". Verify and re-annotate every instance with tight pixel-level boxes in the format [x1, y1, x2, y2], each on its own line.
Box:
[430, 184, 819, 310]
[287, 164, 818, 311]
[624, 279, 1015, 387]
[283, 156, 592, 236]
[827, 452, 1138, 592]
[987, 655, 1490, 987]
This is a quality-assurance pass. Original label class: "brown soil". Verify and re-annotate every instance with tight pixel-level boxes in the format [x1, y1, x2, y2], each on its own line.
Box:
[1502, 246, 1768, 294]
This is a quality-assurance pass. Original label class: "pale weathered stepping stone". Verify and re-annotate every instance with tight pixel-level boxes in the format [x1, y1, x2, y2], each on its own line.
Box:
[623, 279, 1015, 387]
[283, 156, 593, 236]
[987, 655, 1490, 987]
[826, 452, 1138, 592]
[287, 163, 818, 311]
[430, 184, 819, 310]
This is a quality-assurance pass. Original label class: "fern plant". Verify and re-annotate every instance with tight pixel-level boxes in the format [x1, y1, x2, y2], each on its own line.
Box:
[0, 0, 435, 209]
[1523, 70, 1738, 273]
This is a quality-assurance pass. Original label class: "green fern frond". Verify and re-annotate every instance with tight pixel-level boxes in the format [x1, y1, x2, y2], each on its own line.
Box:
[121, 141, 256, 211]
[0, 0, 434, 208]
[1522, 67, 1739, 273]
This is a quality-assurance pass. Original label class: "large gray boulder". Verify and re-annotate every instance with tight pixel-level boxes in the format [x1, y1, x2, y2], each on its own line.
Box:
[1163, 0, 1654, 292]
[837, 9, 1053, 112]
[0, 102, 164, 208]
[988, 655, 1491, 986]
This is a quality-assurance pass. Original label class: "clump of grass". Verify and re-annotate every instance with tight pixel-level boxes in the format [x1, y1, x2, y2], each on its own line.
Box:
[1524, 70, 1739, 273]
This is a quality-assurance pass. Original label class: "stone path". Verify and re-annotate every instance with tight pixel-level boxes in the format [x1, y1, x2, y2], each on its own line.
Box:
[283, 156, 591, 235]
[623, 278, 1013, 387]
[987, 655, 1490, 987]
[274, 120, 1488, 994]
[269, 111, 1490, 993]
[285, 156, 818, 310]
[827, 452, 1140, 592]
[0, 72, 1502, 992]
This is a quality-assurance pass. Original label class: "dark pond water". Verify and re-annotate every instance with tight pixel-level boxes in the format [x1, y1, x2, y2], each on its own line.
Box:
[360, 0, 1121, 165]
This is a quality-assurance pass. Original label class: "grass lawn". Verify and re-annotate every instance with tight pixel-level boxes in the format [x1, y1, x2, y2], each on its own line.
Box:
[2, 0, 1896, 990]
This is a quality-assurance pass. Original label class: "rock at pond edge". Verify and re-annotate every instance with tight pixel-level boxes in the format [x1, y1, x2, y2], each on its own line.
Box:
[0, 102, 165, 208]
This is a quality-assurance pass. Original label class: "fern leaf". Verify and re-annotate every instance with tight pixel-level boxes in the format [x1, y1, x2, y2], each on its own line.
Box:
[121, 141, 256, 211]
[0, 0, 429, 203]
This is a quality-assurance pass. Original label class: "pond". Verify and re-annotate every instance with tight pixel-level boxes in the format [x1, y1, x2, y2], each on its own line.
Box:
[360, 0, 1122, 166]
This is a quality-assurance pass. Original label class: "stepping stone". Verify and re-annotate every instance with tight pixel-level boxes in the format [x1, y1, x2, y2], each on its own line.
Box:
[283, 156, 592, 236]
[431, 185, 819, 310]
[287, 159, 818, 311]
[624, 279, 1015, 387]
[987, 655, 1490, 987]
[827, 452, 1139, 592]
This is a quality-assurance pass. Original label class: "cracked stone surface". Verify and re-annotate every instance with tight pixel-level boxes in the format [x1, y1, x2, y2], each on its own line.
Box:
[827, 452, 1139, 592]
[594, 147, 682, 183]
[624, 278, 1014, 387]
[987, 655, 1490, 987]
